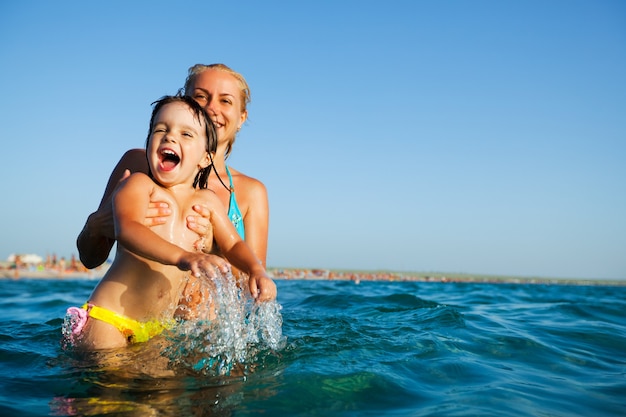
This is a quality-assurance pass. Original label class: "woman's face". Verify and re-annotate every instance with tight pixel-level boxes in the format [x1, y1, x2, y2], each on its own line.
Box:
[189, 69, 247, 147]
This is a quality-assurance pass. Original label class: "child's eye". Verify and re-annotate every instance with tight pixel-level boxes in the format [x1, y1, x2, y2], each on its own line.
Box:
[182, 131, 194, 138]
[153, 127, 166, 133]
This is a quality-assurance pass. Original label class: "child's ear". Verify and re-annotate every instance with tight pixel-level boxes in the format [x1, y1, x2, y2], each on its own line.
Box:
[199, 153, 212, 169]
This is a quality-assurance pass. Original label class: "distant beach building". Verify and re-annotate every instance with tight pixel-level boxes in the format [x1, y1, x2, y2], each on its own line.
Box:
[7, 253, 43, 266]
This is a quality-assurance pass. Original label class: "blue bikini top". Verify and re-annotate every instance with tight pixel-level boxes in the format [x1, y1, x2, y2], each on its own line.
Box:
[226, 166, 245, 240]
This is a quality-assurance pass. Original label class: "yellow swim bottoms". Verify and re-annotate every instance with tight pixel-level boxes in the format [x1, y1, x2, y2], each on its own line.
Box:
[82, 303, 172, 344]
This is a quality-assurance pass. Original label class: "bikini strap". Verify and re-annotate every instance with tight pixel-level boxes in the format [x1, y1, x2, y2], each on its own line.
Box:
[225, 166, 235, 191]
[209, 163, 231, 192]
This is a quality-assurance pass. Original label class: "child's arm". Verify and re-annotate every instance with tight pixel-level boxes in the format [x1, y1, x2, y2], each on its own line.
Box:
[222, 241, 277, 301]
[205, 192, 276, 301]
[114, 174, 229, 277]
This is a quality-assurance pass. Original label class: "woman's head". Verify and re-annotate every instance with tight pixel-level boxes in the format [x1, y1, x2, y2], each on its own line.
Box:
[146, 95, 217, 189]
[183, 64, 251, 158]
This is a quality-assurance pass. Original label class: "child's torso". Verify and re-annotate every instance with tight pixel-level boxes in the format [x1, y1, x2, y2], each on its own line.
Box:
[91, 186, 212, 321]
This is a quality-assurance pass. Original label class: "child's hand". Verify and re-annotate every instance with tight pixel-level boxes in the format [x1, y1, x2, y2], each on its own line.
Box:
[178, 252, 231, 278]
[249, 272, 277, 301]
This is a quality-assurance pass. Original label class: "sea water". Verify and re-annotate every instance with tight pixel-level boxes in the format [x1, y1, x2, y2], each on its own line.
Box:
[0, 277, 625, 416]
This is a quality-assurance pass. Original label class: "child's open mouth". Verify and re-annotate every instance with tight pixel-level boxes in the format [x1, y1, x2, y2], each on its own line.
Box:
[160, 149, 180, 171]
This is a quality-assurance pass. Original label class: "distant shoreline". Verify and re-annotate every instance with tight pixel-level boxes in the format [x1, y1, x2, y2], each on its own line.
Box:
[1, 266, 624, 286]
[0, 267, 108, 280]
[269, 268, 626, 286]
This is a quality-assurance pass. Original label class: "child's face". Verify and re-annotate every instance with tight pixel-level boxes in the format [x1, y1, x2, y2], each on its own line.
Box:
[147, 101, 210, 187]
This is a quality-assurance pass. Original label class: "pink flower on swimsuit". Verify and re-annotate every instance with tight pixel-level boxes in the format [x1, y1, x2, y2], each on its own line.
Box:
[66, 306, 88, 335]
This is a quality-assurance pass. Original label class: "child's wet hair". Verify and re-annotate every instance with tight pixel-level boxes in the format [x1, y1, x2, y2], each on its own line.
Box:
[146, 94, 217, 189]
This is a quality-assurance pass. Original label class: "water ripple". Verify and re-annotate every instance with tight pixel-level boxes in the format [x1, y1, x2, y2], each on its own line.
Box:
[1, 278, 625, 416]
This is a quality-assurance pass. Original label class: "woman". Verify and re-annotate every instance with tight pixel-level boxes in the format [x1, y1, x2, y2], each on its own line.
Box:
[77, 64, 268, 271]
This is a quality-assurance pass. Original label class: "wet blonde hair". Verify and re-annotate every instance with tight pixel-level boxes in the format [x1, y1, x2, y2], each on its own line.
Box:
[183, 64, 251, 158]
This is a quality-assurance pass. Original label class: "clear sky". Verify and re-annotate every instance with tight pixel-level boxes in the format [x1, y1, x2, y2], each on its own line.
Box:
[1, 1, 624, 280]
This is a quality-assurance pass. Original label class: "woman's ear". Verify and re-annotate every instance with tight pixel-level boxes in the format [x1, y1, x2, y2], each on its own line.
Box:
[238, 110, 248, 131]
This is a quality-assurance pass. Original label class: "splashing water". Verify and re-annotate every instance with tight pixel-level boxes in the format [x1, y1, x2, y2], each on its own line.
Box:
[165, 270, 285, 376]
[60, 270, 285, 377]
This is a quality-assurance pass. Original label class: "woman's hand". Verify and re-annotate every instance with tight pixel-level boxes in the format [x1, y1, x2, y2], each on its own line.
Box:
[188, 204, 213, 251]
[144, 201, 172, 227]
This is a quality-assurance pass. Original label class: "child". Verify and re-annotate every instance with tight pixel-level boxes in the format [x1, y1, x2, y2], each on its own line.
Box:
[66, 95, 276, 350]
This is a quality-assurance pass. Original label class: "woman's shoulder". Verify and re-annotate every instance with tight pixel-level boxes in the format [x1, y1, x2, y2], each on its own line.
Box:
[122, 148, 146, 157]
[117, 148, 149, 173]
[228, 167, 268, 213]
[229, 167, 267, 193]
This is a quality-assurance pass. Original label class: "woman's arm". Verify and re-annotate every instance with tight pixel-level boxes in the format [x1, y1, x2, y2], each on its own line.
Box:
[242, 178, 269, 268]
[76, 149, 151, 268]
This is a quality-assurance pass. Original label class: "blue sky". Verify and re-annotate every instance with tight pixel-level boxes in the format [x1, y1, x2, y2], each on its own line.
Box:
[1, 1, 624, 280]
